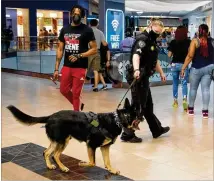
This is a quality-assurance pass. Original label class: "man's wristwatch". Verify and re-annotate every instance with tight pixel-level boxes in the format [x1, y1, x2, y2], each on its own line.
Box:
[77, 54, 83, 58]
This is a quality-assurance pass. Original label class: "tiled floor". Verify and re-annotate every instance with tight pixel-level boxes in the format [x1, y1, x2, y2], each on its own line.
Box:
[1, 72, 213, 180]
[2, 143, 131, 180]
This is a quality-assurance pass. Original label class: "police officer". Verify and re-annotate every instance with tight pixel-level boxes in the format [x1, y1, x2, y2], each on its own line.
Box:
[121, 19, 170, 143]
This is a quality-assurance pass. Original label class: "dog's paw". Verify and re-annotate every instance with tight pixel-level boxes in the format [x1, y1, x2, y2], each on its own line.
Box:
[78, 161, 95, 167]
[108, 168, 120, 175]
[47, 164, 56, 170]
[60, 166, 69, 172]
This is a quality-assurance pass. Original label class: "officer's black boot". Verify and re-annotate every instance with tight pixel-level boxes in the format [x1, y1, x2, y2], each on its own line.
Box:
[121, 128, 142, 143]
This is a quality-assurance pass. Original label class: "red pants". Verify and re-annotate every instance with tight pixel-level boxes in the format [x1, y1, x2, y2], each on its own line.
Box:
[60, 66, 86, 111]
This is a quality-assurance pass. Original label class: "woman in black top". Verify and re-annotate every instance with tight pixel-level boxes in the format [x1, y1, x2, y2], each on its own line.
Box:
[167, 26, 191, 110]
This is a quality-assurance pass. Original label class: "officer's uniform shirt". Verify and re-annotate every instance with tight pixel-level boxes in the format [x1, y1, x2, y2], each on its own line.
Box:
[131, 30, 159, 76]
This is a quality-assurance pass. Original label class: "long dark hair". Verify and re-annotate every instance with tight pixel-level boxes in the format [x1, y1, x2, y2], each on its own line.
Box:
[198, 24, 209, 58]
[175, 26, 188, 41]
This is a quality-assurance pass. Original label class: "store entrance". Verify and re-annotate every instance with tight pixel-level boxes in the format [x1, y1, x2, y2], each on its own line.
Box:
[36, 9, 66, 50]
[4, 8, 30, 51]
[37, 9, 64, 36]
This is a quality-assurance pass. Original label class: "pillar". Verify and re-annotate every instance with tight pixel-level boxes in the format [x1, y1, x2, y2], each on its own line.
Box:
[78, 0, 89, 14]
[99, 0, 125, 50]
[29, 8, 37, 51]
[98, 0, 106, 34]
[212, 0, 214, 37]
[1, 3, 6, 28]
[63, 12, 70, 27]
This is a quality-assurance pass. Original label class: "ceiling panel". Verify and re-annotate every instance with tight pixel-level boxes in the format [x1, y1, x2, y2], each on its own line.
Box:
[94, 0, 211, 17]
[125, 0, 211, 12]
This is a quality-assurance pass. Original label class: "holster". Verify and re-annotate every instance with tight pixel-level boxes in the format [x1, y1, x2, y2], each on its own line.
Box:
[125, 64, 145, 121]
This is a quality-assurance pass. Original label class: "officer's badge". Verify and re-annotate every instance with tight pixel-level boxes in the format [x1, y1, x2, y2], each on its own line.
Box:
[138, 41, 145, 48]
[151, 46, 155, 51]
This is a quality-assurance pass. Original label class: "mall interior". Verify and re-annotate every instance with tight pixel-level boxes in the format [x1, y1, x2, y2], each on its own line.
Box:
[1, 0, 214, 180]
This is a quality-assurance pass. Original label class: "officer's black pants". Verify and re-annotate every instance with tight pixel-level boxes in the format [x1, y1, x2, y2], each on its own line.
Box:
[121, 77, 163, 140]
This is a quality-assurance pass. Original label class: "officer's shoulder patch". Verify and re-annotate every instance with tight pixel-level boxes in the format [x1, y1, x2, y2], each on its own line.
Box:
[138, 40, 146, 48]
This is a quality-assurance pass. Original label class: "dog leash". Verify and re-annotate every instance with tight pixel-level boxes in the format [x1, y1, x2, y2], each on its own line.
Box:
[117, 78, 136, 109]
[116, 67, 145, 109]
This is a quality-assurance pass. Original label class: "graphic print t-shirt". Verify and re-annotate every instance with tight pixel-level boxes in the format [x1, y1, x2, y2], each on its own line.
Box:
[58, 23, 95, 68]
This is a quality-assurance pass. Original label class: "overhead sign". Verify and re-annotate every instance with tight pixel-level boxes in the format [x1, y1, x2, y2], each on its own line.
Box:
[147, 20, 151, 25]
[106, 9, 124, 50]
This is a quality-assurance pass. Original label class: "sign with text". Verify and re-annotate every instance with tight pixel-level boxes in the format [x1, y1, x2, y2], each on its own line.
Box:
[106, 9, 124, 50]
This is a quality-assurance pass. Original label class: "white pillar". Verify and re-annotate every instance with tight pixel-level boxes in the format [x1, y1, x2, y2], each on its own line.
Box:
[212, 0, 214, 37]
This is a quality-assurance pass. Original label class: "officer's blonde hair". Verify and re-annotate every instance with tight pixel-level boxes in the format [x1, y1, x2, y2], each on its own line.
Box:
[149, 18, 164, 28]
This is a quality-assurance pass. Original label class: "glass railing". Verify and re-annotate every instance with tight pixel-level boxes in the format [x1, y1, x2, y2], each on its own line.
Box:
[1, 36, 59, 52]
[1, 37, 173, 83]
[1, 36, 63, 74]
[109, 49, 172, 83]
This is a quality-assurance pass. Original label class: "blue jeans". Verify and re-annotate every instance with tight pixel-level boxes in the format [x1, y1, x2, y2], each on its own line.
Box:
[171, 63, 188, 99]
[189, 64, 214, 110]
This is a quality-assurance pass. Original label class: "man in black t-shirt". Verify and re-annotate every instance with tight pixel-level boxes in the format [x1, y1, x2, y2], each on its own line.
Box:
[53, 5, 97, 111]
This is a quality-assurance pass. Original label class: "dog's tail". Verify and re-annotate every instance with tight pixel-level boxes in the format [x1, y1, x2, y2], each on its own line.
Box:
[7, 105, 50, 125]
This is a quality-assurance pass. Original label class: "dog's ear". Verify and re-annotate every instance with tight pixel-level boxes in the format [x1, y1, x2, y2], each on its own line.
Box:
[123, 98, 131, 109]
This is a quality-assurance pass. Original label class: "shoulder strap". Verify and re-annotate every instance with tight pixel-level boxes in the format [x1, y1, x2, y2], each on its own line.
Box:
[196, 38, 200, 48]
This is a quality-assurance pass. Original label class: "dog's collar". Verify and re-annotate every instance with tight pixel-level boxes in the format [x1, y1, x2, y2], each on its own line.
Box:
[113, 111, 122, 128]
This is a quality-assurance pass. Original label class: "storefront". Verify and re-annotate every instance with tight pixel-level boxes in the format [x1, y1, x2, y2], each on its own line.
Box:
[5, 8, 30, 50]
[6, 8, 30, 37]
[126, 16, 182, 31]
[183, 1, 212, 39]
[188, 13, 212, 38]
[37, 10, 64, 36]
[2, 0, 89, 50]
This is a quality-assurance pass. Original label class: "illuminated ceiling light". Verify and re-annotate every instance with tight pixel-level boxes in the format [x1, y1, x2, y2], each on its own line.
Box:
[17, 11, 22, 16]
[6, 14, 10, 18]
[136, 11, 143, 14]
[37, 12, 43, 17]
[50, 13, 57, 18]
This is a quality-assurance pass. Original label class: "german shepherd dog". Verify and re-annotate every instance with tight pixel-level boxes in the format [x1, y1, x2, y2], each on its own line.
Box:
[7, 98, 140, 175]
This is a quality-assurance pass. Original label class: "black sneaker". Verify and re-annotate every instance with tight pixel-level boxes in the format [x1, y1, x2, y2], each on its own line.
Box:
[80, 103, 84, 111]
[153, 126, 170, 139]
[93, 88, 98, 92]
[121, 136, 142, 143]
[100, 85, 107, 90]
